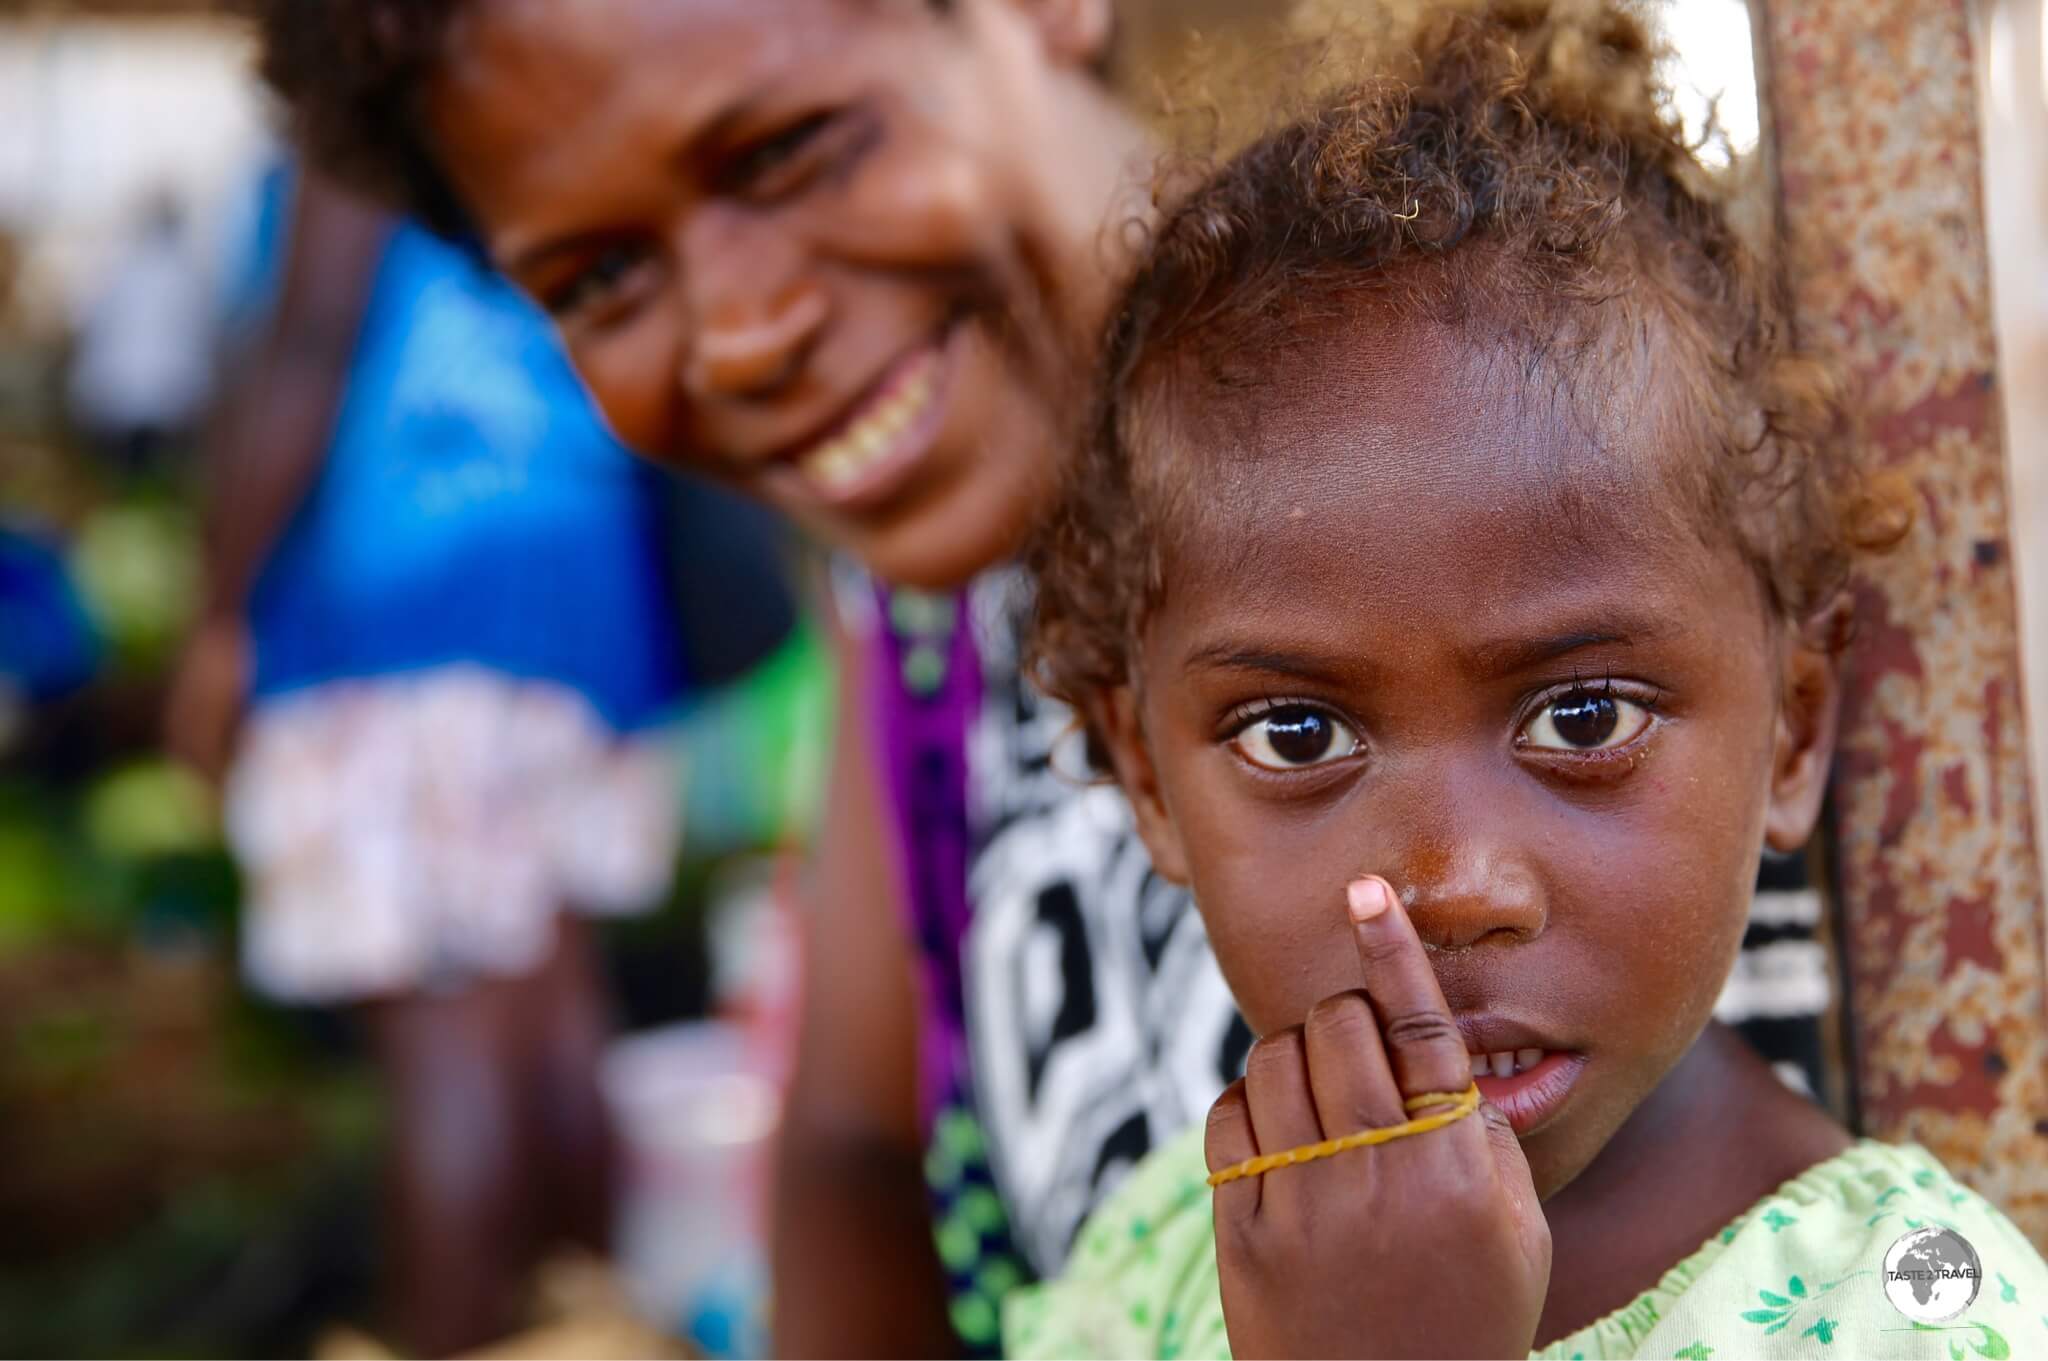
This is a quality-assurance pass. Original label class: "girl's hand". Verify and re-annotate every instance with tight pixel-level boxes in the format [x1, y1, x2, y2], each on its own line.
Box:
[1205, 876, 1551, 1359]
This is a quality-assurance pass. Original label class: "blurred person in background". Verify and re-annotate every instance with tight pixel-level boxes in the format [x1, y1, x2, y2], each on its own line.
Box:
[0, 524, 100, 755]
[250, 7, 1266, 1354]
[164, 160, 689, 1357]
[65, 192, 216, 481]
[1, 232, 99, 750]
[252, 1, 1839, 1355]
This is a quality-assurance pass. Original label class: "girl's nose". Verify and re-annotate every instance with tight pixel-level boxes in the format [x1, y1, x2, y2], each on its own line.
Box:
[685, 283, 831, 402]
[1393, 840, 1548, 951]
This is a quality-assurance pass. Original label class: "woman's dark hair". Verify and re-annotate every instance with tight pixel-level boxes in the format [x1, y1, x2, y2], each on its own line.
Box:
[1028, 0, 1910, 718]
[250, 0, 479, 236]
[249, 0, 1165, 239]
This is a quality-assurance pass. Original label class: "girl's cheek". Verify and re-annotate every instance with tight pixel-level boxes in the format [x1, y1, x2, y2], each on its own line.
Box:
[1187, 805, 1368, 1027]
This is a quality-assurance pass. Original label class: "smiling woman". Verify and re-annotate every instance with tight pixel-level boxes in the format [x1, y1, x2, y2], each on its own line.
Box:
[261, 0, 1148, 589]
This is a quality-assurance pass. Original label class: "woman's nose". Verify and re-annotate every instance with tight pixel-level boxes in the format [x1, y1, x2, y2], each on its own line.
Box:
[684, 282, 830, 402]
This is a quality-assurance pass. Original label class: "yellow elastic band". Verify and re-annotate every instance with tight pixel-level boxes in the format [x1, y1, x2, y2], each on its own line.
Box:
[1206, 1082, 1482, 1187]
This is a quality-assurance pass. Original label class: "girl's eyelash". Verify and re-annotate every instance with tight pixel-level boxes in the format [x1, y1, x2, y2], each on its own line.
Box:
[1214, 678, 1665, 752]
[1545, 671, 1662, 712]
[1219, 695, 1319, 738]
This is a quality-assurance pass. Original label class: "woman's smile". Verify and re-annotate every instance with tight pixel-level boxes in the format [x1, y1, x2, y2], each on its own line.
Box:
[772, 322, 958, 511]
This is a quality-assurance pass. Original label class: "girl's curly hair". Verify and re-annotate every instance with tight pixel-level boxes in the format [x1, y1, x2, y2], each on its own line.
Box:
[1029, 0, 1908, 718]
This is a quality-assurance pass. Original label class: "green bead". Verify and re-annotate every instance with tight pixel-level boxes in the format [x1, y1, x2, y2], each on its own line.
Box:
[976, 1257, 1025, 1303]
[939, 1109, 987, 1162]
[925, 1141, 961, 1191]
[903, 644, 947, 695]
[951, 1293, 1000, 1346]
[937, 1216, 980, 1272]
[961, 1185, 1006, 1234]
[891, 590, 954, 637]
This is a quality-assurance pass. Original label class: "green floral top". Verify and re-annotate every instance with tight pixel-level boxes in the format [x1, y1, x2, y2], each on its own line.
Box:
[1004, 1131, 2048, 1359]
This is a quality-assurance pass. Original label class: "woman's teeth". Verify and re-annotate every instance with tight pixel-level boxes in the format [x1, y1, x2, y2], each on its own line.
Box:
[799, 351, 940, 492]
[1471, 1049, 1545, 1079]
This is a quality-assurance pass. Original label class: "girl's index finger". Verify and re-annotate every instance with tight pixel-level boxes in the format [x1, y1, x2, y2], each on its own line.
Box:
[1346, 877, 1474, 1107]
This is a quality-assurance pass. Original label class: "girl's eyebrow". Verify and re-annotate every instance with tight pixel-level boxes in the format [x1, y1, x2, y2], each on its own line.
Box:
[1462, 616, 1679, 680]
[1181, 644, 1357, 684]
[1181, 616, 1678, 683]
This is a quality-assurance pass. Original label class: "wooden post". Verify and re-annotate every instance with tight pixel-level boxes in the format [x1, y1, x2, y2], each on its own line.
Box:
[1756, 0, 2048, 1246]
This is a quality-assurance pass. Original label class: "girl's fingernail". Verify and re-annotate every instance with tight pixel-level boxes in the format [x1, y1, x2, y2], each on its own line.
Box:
[1347, 877, 1391, 922]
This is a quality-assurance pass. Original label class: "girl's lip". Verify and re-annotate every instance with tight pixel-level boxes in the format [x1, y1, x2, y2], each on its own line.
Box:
[1473, 1051, 1587, 1137]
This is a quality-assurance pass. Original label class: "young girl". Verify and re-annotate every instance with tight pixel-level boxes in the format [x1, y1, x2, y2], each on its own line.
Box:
[1014, 3, 2048, 1356]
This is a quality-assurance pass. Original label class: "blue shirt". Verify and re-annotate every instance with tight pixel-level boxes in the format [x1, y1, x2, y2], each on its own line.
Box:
[243, 188, 686, 732]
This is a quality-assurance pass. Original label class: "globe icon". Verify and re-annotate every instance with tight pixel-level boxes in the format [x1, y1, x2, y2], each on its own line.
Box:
[1882, 1226, 1984, 1323]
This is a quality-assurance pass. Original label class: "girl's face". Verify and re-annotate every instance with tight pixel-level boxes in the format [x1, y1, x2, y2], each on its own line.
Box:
[1101, 316, 1838, 1200]
[431, 0, 1134, 587]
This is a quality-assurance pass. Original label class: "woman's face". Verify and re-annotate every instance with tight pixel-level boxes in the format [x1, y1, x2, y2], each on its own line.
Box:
[1100, 315, 1839, 1199]
[431, 0, 1135, 587]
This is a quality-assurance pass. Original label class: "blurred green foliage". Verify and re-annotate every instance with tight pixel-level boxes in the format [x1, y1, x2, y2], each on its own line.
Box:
[69, 500, 202, 674]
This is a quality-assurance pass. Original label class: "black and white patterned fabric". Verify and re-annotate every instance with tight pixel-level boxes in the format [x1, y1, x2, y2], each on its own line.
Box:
[961, 574, 1248, 1277]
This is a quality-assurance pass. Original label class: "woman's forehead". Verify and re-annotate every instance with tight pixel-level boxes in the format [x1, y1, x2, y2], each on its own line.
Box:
[431, 0, 912, 250]
[438, 0, 866, 134]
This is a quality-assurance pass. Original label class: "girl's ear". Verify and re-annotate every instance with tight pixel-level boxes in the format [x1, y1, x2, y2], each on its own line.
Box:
[1762, 636, 1844, 853]
[1090, 685, 1193, 885]
[1001, 0, 1115, 69]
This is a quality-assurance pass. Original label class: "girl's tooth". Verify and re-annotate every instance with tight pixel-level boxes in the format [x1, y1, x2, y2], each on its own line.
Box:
[1470, 1054, 1488, 1079]
[1489, 1051, 1514, 1079]
[1516, 1048, 1542, 1072]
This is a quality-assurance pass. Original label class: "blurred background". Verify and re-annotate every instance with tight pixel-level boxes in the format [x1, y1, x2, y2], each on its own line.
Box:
[0, 8, 827, 1357]
[0, 1, 2039, 1357]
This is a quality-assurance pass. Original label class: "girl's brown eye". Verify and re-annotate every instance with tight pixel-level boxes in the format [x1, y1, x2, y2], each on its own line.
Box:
[1520, 691, 1652, 752]
[1229, 706, 1360, 771]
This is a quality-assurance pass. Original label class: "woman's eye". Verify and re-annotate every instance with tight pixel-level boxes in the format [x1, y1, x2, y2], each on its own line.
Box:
[723, 112, 838, 195]
[1520, 689, 1653, 752]
[544, 243, 652, 320]
[1229, 706, 1360, 771]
